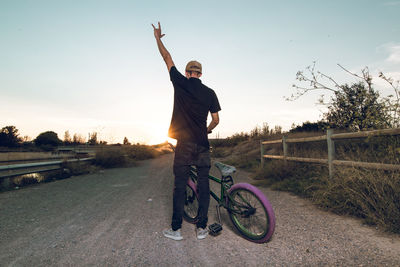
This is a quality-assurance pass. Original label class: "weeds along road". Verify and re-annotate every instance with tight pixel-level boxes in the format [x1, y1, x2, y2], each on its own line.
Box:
[1, 153, 400, 266]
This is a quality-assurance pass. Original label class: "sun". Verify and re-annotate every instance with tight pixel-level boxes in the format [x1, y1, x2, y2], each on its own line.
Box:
[147, 125, 176, 146]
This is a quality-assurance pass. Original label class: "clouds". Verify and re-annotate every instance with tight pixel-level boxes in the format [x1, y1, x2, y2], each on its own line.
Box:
[385, 44, 400, 63]
[374, 42, 400, 69]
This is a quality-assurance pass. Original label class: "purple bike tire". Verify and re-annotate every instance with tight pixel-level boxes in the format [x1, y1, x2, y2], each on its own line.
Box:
[228, 183, 276, 243]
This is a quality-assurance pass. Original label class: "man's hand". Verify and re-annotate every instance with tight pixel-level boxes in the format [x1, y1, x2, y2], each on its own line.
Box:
[152, 21, 174, 71]
[152, 22, 165, 39]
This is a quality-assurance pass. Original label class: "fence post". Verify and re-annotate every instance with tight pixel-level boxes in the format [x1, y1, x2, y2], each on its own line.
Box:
[260, 140, 264, 168]
[283, 135, 288, 165]
[327, 129, 335, 178]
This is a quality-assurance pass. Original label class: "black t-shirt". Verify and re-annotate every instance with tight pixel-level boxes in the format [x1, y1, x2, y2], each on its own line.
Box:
[168, 66, 221, 148]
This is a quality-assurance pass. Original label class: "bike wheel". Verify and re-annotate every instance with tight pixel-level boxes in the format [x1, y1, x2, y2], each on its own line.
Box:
[227, 183, 275, 243]
[183, 183, 199, 223]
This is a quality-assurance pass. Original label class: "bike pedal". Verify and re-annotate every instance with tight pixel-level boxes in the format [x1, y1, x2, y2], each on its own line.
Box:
[208, 223, 223, 236]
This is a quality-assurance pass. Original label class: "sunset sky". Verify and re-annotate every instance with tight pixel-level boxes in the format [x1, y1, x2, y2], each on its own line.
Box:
[1, 0, 400, 144]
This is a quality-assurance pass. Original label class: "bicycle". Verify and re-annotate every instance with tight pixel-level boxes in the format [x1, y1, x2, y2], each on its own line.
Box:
[183, 161, 275, 243]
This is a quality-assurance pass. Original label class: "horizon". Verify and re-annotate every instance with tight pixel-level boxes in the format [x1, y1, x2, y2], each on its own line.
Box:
[1, 1, 400, 145]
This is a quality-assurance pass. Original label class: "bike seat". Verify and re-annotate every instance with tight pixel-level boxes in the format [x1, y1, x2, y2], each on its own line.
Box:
[215, 162, 236, 177]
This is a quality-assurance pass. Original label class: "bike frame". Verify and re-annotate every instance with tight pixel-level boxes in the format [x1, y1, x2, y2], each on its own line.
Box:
[189, 167, 250, 213]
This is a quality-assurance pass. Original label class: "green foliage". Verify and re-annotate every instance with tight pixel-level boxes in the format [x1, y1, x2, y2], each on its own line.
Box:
[34, 131, 62, 147]
[291, 63, 397, 131]
[326, 82, 391, 130]
[0, 126, 22, 147]
[290, 121, 329, 133]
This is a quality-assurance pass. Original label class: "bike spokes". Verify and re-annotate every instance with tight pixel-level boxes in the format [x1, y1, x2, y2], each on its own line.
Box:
[229, 189, 269, 238]
[183, 185, 199, 223]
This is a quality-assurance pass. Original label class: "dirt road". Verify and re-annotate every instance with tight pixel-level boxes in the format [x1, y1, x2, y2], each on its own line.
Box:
[1, 154, 399, 266]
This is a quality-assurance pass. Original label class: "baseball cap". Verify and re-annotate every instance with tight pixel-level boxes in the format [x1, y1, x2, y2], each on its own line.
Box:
[185, 60, 202, 73]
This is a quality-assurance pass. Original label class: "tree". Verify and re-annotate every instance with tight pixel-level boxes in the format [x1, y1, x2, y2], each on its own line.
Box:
[290, 121, 329, 133]
[123, 137, 131, 145]
[64, 130, 72, 145]
[72, 133, 86, 145]
[289, 63, 394, 131]
[0, 126, 22, 147]
[378, 71, 400, 127]
[88, 132, 98, 145]
[34, 131, 62, 147]
[325, 82, 390, 130]
[22, 135, 31, 142]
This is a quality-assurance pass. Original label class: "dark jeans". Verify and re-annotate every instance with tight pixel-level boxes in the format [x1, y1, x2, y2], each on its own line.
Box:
[171, 141, 211, 231]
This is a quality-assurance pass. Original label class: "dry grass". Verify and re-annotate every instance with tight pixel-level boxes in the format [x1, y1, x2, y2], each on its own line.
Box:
[211, 140, 261, 170]
[313, 168, 400, 233]
[94, 143, 172, 168]
[213, 130, 400, 234]
[94, 147, 129, 168]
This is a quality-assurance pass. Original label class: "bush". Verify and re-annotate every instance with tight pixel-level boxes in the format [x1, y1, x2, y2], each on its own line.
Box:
[253, 161, 327, 197]
[253, 159, 400, 233]
[125, 145, 159, 160]
[94, 149, 127, 168]
[218, 127, 400, 234]
[0, 126, 22, 147]
[34, 131, 62, 147]
[314, 168, 400, 233]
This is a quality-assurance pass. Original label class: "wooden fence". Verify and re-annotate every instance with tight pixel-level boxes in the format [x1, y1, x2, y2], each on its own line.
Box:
[260, 128, 400, 178]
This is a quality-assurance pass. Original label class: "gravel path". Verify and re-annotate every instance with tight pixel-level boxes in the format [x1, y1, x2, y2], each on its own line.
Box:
[0, 154, 399, 266]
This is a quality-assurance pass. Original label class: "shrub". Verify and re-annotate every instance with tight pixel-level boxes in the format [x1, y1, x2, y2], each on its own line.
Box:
[313, 168, 400, 233]
[125, 145, 159, 160]
[94, 149, 127, 168]
[34, 131, 62, 147]
[253, 161, 327, 197]
[0, 126, 22, 147]
[222, 127, 400, 234]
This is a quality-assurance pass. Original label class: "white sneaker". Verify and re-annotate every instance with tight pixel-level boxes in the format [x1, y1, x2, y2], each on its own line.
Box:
[163, 228, 183, 241]
[196, 228, 208, 240]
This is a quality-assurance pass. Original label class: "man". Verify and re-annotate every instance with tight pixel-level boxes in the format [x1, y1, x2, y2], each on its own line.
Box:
[152, 22, 221, 241]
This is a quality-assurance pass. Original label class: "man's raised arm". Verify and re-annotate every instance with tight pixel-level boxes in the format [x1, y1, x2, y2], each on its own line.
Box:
[152, 22, 174, 71]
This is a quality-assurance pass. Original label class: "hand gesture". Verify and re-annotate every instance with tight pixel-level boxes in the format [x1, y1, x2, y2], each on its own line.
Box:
[152, 22, 165, 39]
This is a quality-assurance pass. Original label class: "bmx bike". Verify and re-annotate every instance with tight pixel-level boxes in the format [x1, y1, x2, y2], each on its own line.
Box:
[183, 161, 275, 243]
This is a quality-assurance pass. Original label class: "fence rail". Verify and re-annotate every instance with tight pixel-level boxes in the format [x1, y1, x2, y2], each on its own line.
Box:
[0, 158, 93, 179]
[260, 128, 400, 178]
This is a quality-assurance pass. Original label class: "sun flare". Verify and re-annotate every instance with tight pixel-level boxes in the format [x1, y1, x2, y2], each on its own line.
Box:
[147, 125, 176, 146]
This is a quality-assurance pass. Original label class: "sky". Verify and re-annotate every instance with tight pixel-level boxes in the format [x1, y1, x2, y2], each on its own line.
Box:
[1, 0, 400, 144]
